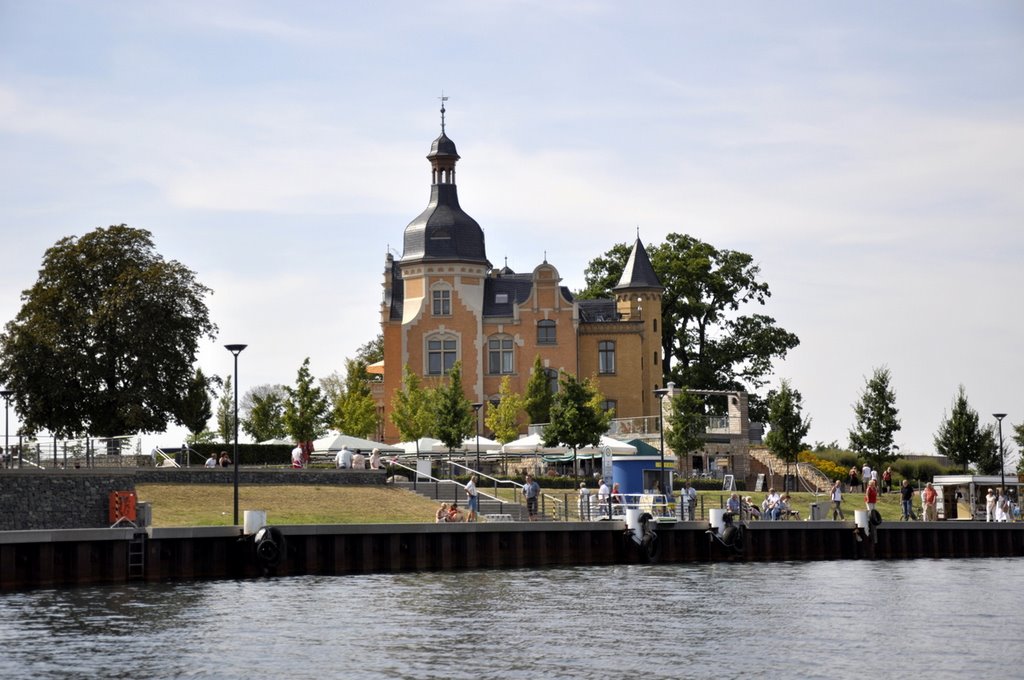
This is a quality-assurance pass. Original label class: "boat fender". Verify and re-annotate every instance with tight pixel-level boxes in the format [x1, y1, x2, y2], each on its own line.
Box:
[254, 526, 286, 568]
[869, 509, 882, 527]
[637, 512, 660, 561]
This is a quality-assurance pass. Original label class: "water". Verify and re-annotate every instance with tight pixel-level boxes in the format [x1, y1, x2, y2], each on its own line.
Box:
[1, 559, 1022, 679]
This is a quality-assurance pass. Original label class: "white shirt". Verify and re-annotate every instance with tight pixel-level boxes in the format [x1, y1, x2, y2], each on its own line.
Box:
[291, 447, 303, 465]
[336, 448, 353, 468]
[204, 456, 217, 468]
[831, 485, 842, 502]
[465, 479, 477, 497]
[597, 482, 610, 501]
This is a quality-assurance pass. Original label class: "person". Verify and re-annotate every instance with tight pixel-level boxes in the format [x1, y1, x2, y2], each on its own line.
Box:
[830, 479, 845, 520]
[523, 474, 540, 520]
[465, 474, 479, 522]
[682, 482, 697, 521]
[435, 502, 449, 523]
[900, 479, 917, 521]
[218, 451, 231, 467]
[862, 463, 872, 492]
[777, 493, 793, 520]
[995, 488, 1008, 522]
[727, 492, 741, 515]
[351, 449, 366, 470]
[865, 479, 878, 515]
[578, 482, 590, 521]
[610, 482, 625, 515]
[597, 477, 610, 504]
[742, 496, 760, 520]
[763, 488, 782, 521]
[848, 466, 860, 492]
[447, 501, 465, 522]
[335, 446, 353, 469]
[922, 482, 938, 521]
[882, 467, 893, 494]
[205, 453, 217, 468]
[369, 448, 381, 470]
[291, 444, 304, 469]
[985, 488, 996, 522]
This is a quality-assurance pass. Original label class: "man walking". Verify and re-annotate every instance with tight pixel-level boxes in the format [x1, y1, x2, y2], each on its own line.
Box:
[830, 479, 845, 520]
[900, 479, 917, 520]
[523, 474, 540, 520]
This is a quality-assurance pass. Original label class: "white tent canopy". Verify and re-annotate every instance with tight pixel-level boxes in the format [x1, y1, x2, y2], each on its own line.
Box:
[456, 435, 501, 452]
[397, 437, 446, 454]
[580, 435, 637, 455]
[312, 432, 402, 453]
[500, 433, 566, 455]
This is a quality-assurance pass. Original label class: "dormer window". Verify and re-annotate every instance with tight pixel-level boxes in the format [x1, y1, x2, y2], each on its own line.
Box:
[495, 293, 509, 304]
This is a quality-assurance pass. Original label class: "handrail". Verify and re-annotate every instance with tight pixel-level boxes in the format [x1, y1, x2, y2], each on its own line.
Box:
[150, 447, 180, 468]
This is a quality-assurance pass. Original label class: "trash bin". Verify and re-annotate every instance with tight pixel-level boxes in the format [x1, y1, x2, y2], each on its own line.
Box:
[809, 503, 825, 521]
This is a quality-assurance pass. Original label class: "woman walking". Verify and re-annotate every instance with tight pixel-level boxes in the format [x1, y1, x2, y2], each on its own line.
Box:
[830, 479, 845, 520]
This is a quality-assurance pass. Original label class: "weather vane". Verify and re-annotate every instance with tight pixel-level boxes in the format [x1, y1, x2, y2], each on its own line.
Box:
[438, 92, 448, 133]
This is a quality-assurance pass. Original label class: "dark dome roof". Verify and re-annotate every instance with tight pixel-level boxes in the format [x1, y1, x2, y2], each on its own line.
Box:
[428, 132, 459, 159]
[402, 184, 487, 264]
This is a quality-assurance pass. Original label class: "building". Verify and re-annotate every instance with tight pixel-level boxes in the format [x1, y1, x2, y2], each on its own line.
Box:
[378, 111, 664, 442]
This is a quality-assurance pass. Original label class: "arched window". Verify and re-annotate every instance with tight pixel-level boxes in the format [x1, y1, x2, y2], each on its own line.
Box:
[544, 368, 559, 394]
[537, 319, 556, 345]
[598, 340, 616, 374]
[426, 334, 458, 375]
[487, 334, 514, 375]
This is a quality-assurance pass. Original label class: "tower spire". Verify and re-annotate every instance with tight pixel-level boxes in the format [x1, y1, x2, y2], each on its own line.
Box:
[438, 92, 448, 134]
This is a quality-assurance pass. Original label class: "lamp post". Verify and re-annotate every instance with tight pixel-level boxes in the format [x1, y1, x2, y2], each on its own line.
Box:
[654, 387, 670, 497]
[225, 344, 247, 526]
[994, 413, 1007, 497]
[472, 402, 483, 472]
[1, 389, 12, 470]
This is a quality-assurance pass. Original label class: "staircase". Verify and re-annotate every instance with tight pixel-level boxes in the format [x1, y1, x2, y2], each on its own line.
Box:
[391, 480, 533, 521]
[749, 448, 831, 493]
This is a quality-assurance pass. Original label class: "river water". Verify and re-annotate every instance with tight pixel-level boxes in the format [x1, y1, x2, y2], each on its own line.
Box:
[1, 559, 1021, 679]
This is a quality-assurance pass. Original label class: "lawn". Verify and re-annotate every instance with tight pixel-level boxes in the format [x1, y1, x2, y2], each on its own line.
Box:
[136, 484, 440, 526]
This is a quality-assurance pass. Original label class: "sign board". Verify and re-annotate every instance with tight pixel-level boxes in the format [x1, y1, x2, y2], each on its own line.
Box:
[755, 474, 765, 492]
[722, 474, 735, 491]
[602, 453, 613, 483]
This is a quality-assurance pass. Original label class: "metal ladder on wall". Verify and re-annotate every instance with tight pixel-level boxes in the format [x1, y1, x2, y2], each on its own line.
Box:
[127, 531, 146, 580]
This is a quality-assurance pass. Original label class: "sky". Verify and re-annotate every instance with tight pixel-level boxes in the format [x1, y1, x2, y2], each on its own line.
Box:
[1, 1, 1022, 462]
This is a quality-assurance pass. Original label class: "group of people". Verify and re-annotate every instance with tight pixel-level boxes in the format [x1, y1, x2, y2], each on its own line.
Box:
[331, 446, 381, 471]
[435, 502, 466, 523]
[846, 464, 895, 494]
[204, 451, 231, 468]
[985, 487, 1013, 522]
[759, 488, 795, 521]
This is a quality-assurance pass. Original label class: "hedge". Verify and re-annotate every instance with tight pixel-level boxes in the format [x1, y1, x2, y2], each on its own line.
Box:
[188, 443, 292, 466]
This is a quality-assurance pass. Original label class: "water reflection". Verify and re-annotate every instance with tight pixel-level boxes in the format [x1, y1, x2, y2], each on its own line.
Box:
[1, 559, 1021, 679]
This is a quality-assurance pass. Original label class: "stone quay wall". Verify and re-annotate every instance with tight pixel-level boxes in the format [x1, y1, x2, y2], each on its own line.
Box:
[0, 468, 386, 531]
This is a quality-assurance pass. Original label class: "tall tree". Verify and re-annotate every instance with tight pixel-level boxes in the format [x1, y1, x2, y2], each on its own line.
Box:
[215, 375, 234, 444]
[432, 362, 474, 452]
[391, 365, 434, 453]
[241, 384, 287, 442]
[764, 380, 812, 480]
[543, 372, 611, 477]
[486, 375, 526, 444]
[1014, 423, 1024, 475]
[0, 225, 216, 437]
[355, 333, 385, 365]
[578, 234, 799, 421]
[332, 358, 380, 439]
[524, 355, 554, 424]
[848, 367, 901, 470]
[933, 385, 993, 472]
[178, 368, 216, 441]
[283, 357, 330, 445]
[663, 388, 706, 473]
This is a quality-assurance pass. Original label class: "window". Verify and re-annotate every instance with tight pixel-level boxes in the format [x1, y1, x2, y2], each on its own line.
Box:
[427, 336, 458, 375]
[653, 318, 658, 332]
[598, 340, 616, 374]
[537, 319, 556, 345]
[432, 289, 450, 316]
[488, 336, 514, 374]
[495, 293, 509, 304]
[544, 368, 559, 394]
[654, 351, 659, 366]
[599, 400, 617, 415]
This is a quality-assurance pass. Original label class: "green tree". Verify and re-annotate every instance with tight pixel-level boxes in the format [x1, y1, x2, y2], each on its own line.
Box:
[848, 367, 901, 470]
[543, 372, 611, 478]
[578, 234, 799, 421]
[524, 355, 554, 424]
[933, 385, 994, 472]
[432, 362, 474, 452]
[241, 384, 287, 442]
[355, 333, 385, 365]
[332, 358, 380, 439]
[0, 225, 216, 437]
[1013, 423, 1024, 475]
[486, 375, 525, 444]
[764, 380, 812, 479]
[391, 365, 435, 453]
[178, 368, 216, 440]
[283, 357, 330, 445]
[664, 388, 706, 473]
[215, 375, 234, 444]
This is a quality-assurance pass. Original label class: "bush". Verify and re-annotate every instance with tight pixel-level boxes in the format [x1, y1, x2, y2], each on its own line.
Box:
[189, 443, 291, 466]
[798, 451, 847, 480]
